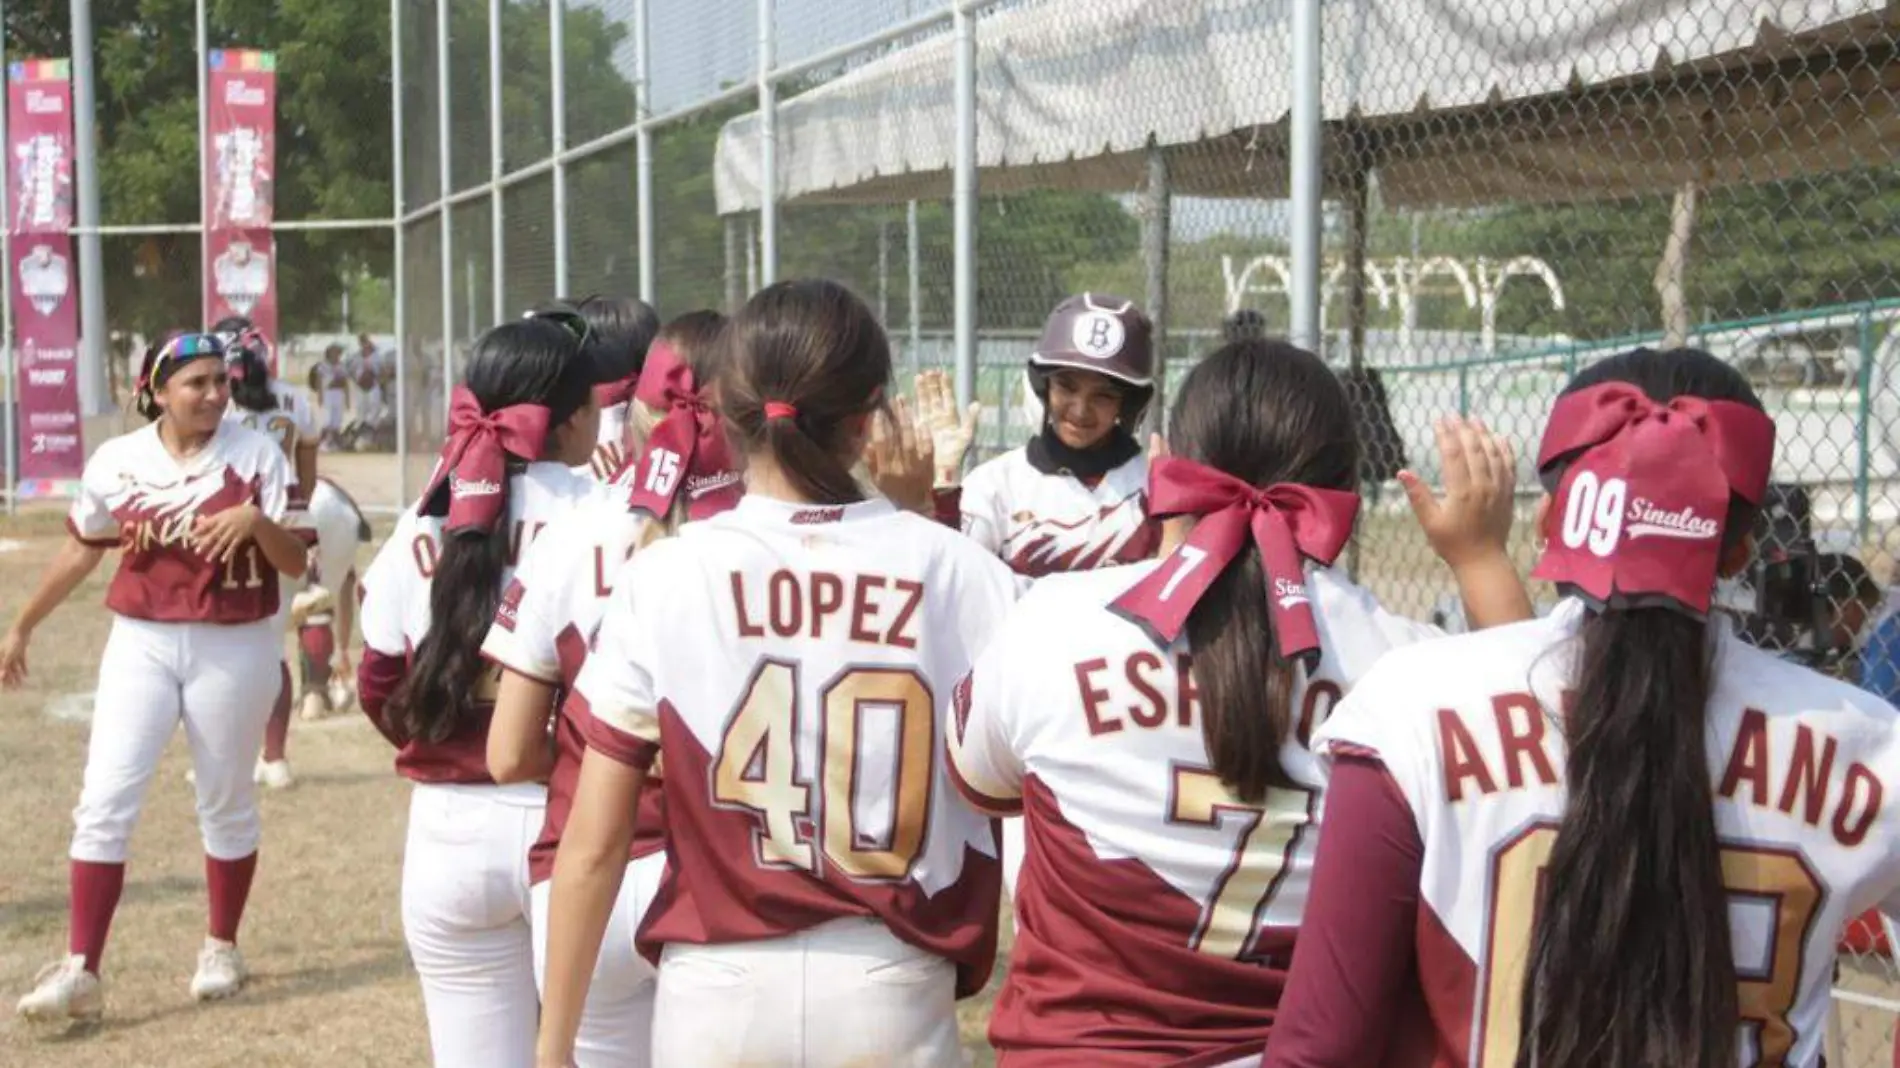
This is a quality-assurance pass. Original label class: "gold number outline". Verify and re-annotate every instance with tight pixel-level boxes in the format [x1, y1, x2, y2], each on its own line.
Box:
[711, 657, 938, 884]
[1165, 763, 1317, 960]
[1477, 819, 1824, 1068]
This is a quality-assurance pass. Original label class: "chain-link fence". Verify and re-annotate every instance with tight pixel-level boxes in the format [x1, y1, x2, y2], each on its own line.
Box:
[0, 5, 395, 511]
[392, 0, 1900, 1053]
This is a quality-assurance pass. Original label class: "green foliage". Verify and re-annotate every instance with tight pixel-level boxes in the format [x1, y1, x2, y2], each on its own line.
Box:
[10, 0, 394, 335]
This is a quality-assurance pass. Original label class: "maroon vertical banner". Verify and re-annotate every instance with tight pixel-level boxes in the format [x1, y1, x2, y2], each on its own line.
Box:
[8, 58, 83, 492]
[203, 50, 277, 342]
[206, 228, 278, 338]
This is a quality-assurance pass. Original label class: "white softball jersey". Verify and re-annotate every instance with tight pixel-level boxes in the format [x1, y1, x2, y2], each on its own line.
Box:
[574, 494, 1021, 995]
[957, 447, 1159, 577]
[1316, 599, 1900, 1068]
[947, 560, 1442, 1065]
[69, 420, 291, 624]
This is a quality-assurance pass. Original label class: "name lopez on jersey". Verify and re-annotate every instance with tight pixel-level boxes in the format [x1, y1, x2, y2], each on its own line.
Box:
[730, 570, 923, 648]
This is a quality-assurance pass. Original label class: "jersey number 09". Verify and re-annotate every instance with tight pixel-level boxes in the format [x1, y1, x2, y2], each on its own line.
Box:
[713, 659, 936, 882]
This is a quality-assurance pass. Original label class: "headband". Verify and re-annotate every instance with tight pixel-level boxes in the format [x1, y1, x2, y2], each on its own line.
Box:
[622, 341, 743, 521]
[1109, 456, 1360, 663]
[417, 385, 551, 534]
[139, 332, 225, 397]
[1532, 382, 1775, 617]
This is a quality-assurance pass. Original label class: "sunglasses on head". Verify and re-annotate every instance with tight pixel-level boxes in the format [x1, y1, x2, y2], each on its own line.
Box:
[523, 306, 593, 350]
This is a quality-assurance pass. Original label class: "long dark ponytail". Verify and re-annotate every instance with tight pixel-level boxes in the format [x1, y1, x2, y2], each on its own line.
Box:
[722, 280, 891, 506]
[389, 317, 594, 745]
[225, 343, 278, 414]
[1166, 340, 1358, 802]
[1517, 347, 1764, 1068]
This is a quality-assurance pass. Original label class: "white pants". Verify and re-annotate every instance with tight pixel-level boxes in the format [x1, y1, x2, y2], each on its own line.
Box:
[401, 782, 546, 1068]
[529, 853, 665, 1068]
[71, 616, 280, 863]
[322, 389, 346, 433]
[652, 916, 961, 1068]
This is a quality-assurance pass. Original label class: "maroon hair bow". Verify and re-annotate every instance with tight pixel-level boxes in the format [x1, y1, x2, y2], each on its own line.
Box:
[417, 385, 551, 534]
[621, 341, 742, 521]
[1532, 382, 1775, 616]
[1110, 456, 1360, 662]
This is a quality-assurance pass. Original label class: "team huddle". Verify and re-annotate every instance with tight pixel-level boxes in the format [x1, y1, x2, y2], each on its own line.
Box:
[7, 279, 1900, 1068]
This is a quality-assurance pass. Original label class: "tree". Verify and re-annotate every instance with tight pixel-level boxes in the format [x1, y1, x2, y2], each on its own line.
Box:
[9, 0, 393, 336]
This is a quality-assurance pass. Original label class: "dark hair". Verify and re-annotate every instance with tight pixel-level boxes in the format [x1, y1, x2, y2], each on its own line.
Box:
[211, 315, 252, 336]
[1517, 346, 1763, 1068]
[389, 318, 596, 746]
[133, 333, 226, 422]
[1166, 339, 1358, 803]
[576, 294, 662, 387]
[657, 309, 728, 375]
[226, 343, 278, 413]
[721, 280, 890, 505]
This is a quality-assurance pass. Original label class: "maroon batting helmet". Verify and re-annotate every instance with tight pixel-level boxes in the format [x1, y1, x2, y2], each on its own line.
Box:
[1027, 293, 1156, 428]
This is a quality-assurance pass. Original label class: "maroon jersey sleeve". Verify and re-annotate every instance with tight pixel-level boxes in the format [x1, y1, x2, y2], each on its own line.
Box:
[357, 646, 410, 749]
[1262, 754, 1424, 1068]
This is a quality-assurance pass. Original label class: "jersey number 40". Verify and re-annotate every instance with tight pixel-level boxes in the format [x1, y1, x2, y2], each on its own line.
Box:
[712, 659, 935, 883]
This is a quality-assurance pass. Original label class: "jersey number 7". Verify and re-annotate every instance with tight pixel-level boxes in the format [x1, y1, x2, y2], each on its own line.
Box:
[1168, 765, 1314, 960]
[712, 659, 935, 882]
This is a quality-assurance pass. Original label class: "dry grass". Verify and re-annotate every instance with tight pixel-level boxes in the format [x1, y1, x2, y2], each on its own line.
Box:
[0, 508, 1006, 1066]
[6, 466, 1894, 1066]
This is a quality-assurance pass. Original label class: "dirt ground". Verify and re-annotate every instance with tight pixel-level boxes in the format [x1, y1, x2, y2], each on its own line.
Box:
[4, 470, 1898, 1066]
[0, 506, 1004, 1066]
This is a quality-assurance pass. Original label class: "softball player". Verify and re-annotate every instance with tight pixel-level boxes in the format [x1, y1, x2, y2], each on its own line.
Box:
[4, 333, 308, 1021]
[947, 340, 1530, 1066]
[222, 334, 321, 788]
[482, 310, 732, 1067]
[312, 345, 349, 447]
[941, 293, 1159, 575]
[1266, 348, 1900, 1068]
[537, 280, 1021, 1068]
[291, 476, 372, 722]
[934, 293, 1161, 896]
[356, 313, 612, 1068]
[565, 293, 661, 482]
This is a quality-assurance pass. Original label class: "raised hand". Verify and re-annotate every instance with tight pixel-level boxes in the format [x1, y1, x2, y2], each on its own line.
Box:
[1399, 415, 1518, 567]
[914, 370, 981, 485]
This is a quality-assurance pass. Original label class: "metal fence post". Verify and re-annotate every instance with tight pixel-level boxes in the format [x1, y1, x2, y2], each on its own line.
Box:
[550, 0, 568, 297]
[1288, 0, 1322, 353]
[634, 0, 655, 305]
[391, 0, 408, 504]
[907, 199, 921, 375]
[70, 0, 108, 415]
[1858, 304, 1875, 544]
[436, 0, 454, 412]
[951, 0, 977, 413]
[757, 0, 777, 286]
[489, 0, 505, 321]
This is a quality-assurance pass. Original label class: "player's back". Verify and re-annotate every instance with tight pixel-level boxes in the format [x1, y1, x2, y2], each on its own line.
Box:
[225, 386, 308, 462]
[360, 461, 601, 782]
[949, 560, 1440, 1065]
[578, 494, 1020, 994]
[1318, 600, 1900, 1068]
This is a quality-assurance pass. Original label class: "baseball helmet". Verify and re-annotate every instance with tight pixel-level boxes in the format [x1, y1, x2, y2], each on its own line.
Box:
[1027, 293, 1155, 428]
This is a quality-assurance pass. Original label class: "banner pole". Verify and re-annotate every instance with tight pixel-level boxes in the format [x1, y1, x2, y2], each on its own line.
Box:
[1, 12, 14, 516]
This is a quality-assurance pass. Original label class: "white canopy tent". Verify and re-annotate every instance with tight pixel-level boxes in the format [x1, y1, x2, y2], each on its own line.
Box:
[713, 0, 1899, 478]
[714, 0, 1900, 215]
